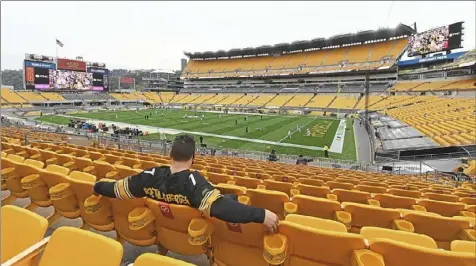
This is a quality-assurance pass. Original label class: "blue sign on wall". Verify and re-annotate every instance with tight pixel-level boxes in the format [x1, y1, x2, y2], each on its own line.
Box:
[24, 60, 56, 69]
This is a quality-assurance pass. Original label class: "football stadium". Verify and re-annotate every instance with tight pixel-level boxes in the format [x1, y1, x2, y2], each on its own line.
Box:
[1, 2, 476, 266]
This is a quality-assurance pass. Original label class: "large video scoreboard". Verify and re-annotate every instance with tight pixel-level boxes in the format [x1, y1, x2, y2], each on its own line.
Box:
[23, 54, 109, 91]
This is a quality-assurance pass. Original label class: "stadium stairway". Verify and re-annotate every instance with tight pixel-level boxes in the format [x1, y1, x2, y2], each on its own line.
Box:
[323, 95, 338, 112]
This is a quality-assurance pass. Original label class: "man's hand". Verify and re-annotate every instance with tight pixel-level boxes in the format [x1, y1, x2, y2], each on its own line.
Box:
[263, 209, 279, 233]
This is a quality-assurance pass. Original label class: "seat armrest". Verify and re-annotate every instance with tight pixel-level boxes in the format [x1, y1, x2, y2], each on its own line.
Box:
[335, 211, 352, 229]
[1, 167, 15, 176]
[227, 181, 235, 185]
[411, 205, 426, 212]
[459, 211, 475, 218]
[2, 237, 50, 266]
[351, 249, 385, 266]
[257, 185, 266, 190]
[105, 171, 119, 180]
[458, 229, 475, 241]
[393, 219, 414, 232]
[128, 207, 155, 231]
[284, 202, 298, 216]
[238, 196, 250, 205]
[263, 233, 288, 265]
[290, 189, 299, 197]
[367, 199, 380, 206]
[188, 218, 213, 246]
[327, 194, 338, 201]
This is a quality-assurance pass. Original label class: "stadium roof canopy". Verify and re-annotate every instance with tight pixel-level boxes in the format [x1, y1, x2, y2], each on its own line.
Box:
[184, 23, 415, 59]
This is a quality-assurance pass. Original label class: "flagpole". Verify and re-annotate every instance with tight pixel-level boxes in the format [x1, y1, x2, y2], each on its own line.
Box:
[55, 37, 58, 61]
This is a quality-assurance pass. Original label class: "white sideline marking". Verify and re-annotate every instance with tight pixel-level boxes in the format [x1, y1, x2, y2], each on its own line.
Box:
[329, 119, 346, 153]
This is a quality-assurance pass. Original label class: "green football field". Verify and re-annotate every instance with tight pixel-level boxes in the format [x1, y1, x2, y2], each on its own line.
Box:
[36, 109, 356, 160]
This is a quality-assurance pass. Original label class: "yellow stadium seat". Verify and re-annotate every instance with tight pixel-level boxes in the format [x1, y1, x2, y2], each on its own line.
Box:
[112, 164, 142, 179]
[1, 205, 48, 264]
[298, 178, 325, 187]
[285, 195, 351, 226]
[342, 202, 413, 233]
[130, 253, 194, 266]
[68, 171, 114, 231]
[207, 172, 233, 185]
[373, 194, 425, 211]
[209, 215, 269, 266]
[232, 176, 263, 189]
[355, 185, 387, 194]
[402, 211, 475, 250]
[244, 189, 290, 220]
[133, 160, 162, 170]
[262, 180, 294, 196]
[450, 240, 476, 253]
[214, 183, 247, 196]
[369, 238, 475, 266]
[269, 215, 378, 266]
[327, 181, 354, 190]
[63, 156, 94, 172]
[2, 159, 44, 205]
[291, 183, 335, 199]
[88, 160, 118, 180]
[36, 227, 123, 266]
[418, 199, 472, 217]
[131, 199, 210, 256]
[360, 226, 437, 249]
[388, 188, 423, 199]
[332, 189, 379, 205]
[424, 192, 460, 203]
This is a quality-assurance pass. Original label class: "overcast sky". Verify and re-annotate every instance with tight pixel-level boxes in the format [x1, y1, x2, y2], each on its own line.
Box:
[1, 1, 475, 70]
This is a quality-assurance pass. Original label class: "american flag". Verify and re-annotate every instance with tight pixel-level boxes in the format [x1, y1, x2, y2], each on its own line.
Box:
[56, 39, 64, 48]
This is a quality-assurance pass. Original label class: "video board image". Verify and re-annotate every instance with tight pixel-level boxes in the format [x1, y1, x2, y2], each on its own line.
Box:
[49, 70, 93, 90]
[408, 25, 449, 57]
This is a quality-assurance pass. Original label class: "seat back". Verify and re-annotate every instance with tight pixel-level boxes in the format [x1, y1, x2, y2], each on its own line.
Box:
[295, 183, 331, 198]
[144, 199, 204, 255]
[424, 192, 460, 202]
[214, 183, 247, 196]
[292, 195, 341, 220]
[332, 189, 371, 204]
[210, 217, 268, 266]
[206, 172, 233, 185]
[342, 202, 400, 230]
[1, 205, 48, 263]
[418, 199, 466, 217]
[246, 189, 289, 219]
[450, 240, 476, 253]
[402, 212, 471, 247]
[373, 194, 417, 209]
[233, 176, 262, 189]
[298, 178, 324, 187]
[355, 185, 387, 194]
[369, 238, 476, 266]
[326, 181, 354, 190]
[132, 253, 194, 266]
[263, 180, 293, 196]
[360, 226, 437, 249]
[279, 220, 367, 266]
[115, 164, 141, 179]
[39, 227, 123, 266]
[69, 171, 114, 231]
[108, 196, 155, 246]
[93, 160, 117, 179]
[388, 188, 422, 198]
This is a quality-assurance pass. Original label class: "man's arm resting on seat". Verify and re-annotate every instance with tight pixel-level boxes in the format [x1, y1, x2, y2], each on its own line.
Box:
[210, 196, 265, 223]
[93, 170, 154, 199]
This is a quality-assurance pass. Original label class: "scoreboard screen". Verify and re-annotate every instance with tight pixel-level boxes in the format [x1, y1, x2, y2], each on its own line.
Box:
[408, 22, 463, 57]
[24, 60, 56, 90]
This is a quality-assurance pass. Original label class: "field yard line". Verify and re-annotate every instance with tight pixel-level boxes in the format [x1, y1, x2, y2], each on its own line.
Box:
[57, 115, 331, 152]
[278, 117, 318, 143]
